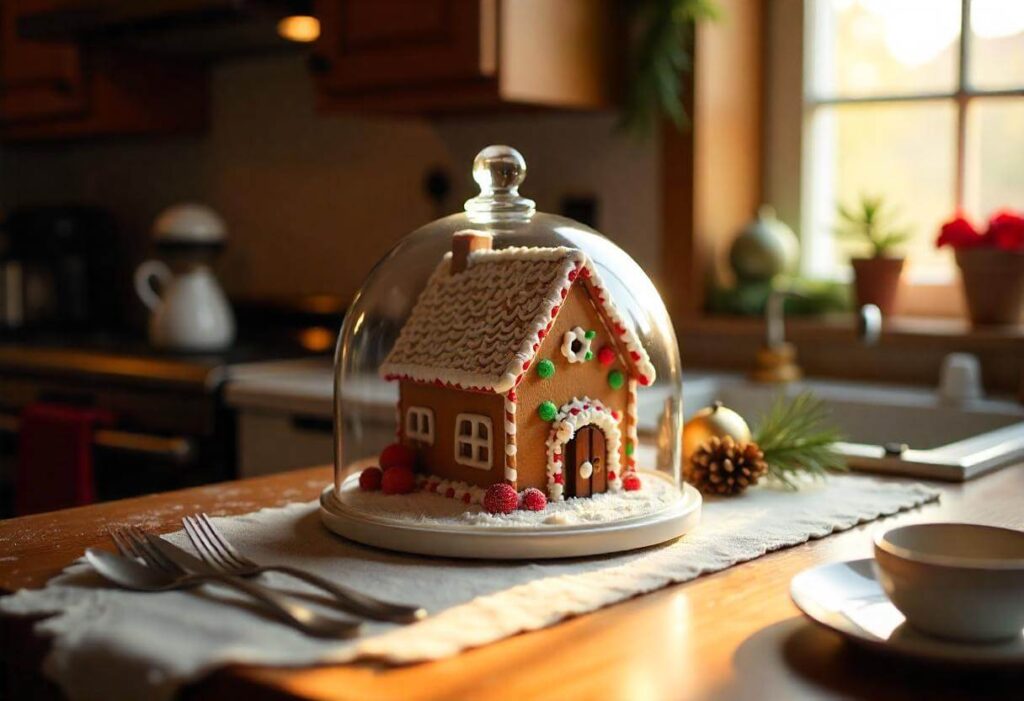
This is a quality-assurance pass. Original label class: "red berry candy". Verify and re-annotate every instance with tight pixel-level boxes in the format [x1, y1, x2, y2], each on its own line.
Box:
[358, 466, 383, 491]
[519, 488, 547, 512]
[483, 483, 519, 514]
[381, 466, 416, 494]
[379, 443, 416, 471]
[622, 473, 642, 491]
[597, 346, 616, 367]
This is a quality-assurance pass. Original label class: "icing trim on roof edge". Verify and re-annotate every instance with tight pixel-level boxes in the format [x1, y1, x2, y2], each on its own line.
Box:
[380, 246, 656, 393]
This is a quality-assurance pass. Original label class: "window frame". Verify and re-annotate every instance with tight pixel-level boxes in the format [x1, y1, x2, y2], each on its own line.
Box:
[454, 413, 493, 470]
[405, 406, 434, 445]
[766, 0, 1024, 313]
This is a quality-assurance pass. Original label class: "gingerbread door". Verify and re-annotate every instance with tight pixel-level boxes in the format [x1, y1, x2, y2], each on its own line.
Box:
[565, 425, 607, 498]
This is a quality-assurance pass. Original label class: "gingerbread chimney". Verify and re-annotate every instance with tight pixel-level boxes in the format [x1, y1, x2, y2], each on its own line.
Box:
[450, 230, 493, 274]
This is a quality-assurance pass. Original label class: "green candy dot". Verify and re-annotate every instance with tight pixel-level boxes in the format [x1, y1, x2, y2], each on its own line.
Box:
[607, 369, 625, 390]
[625, 441, 635, 456]
[584, 351, 593, 361]
[538, 401, 558, 421]
[584, 329, 596, 339]
[536, 359, 555, 379]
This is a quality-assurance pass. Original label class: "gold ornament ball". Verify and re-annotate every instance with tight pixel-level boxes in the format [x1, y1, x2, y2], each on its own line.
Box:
[683, 401, 752, 466]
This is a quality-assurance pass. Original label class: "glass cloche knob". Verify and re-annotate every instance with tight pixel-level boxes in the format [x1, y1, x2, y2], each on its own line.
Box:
[465, 145, 536, 221]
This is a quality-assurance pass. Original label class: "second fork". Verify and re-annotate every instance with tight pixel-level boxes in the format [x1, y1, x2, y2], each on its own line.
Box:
[183, 513, 426, 623]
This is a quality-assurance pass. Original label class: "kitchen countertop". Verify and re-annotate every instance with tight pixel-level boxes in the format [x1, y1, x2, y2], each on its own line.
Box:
[0, 336, 320, 392]
[225, 358, 337, 415]
[1, 466, 1022, 700]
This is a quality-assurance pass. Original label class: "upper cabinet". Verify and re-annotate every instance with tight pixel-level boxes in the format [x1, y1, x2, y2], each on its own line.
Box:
[311, 0, 622, 113]
[0, 0, 87, 123]
[0, 0, 207, 141]
[0, 0, 622, 139]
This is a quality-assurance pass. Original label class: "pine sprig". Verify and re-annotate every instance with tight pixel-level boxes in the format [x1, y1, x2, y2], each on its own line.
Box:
[619, 0, 721, 137]
[752, 392, 847, 490]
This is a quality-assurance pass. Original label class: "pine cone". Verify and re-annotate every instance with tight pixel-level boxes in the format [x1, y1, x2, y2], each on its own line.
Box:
[685, 435, 767, 496]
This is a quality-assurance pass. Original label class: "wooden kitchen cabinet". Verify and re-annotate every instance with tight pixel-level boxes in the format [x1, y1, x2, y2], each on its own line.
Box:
[0, 0, 207, 140]
[311, 0, 622, 113]
[0, 0, 86, 123]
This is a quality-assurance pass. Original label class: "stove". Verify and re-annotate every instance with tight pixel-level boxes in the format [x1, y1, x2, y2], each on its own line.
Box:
[0, 332, 329, 516]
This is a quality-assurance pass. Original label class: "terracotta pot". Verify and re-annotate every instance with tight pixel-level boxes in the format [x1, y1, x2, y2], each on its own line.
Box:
[955, 248, 1024, 326]
[850, 257, 904, 315]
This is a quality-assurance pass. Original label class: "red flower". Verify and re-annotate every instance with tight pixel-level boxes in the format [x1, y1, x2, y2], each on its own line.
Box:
[936, 213, 982, 249]
[986, 209, 1024, 252]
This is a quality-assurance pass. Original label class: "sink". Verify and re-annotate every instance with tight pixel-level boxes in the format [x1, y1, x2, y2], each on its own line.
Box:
[639, 373, 1024, 482]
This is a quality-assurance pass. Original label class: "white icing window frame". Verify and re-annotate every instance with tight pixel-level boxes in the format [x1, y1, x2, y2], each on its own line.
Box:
[454, 413, 493, 470]
[561, 326, 593, 363]
[405, 406, 435, 445]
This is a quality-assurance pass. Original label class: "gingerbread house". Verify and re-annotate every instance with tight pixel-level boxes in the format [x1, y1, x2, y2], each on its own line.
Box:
[380, 231, 656, 504]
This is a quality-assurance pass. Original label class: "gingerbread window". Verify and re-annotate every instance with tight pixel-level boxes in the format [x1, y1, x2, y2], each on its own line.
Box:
[561, 326, 594, 363]
[454, 413, 492, 470]
[406, 406, 434, 444]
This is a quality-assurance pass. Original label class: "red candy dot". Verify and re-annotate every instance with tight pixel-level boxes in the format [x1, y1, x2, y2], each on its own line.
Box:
[519, 488, 548, 512]
[381, 466, 416, 494]
[379, 443, 416, 470]
[597, 346, 616, 367]
[358, 466, 383, 491]
[623, 474, 642, 491]
[445, 487, 455, 498]
[483, 483, 519, 514]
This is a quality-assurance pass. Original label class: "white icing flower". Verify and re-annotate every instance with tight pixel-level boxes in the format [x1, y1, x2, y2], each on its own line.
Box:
[561, 326, 593, 363]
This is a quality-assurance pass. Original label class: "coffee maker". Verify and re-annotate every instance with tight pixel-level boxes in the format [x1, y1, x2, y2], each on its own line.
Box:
[0, 206, 121, 333]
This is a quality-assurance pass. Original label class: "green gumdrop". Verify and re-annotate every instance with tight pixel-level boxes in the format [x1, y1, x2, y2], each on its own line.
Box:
[625, 441, 635, 456]
[608, 369, 625, 390]
[584, 351, 593, 361]
[538, 401, 558, 421]
[536, 359, 555, 379]
[584, 329, 596, 339]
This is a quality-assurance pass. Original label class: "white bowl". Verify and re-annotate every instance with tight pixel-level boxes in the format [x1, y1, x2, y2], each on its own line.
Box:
[874, 523, 1024, 642]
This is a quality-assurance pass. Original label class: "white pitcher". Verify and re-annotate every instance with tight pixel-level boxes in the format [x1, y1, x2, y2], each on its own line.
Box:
[134, 260, 235, 351]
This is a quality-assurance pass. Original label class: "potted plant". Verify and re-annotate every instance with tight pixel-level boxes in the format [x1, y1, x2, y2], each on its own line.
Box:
[835, 196, 910, 315]
[937, 210, 1024, 326]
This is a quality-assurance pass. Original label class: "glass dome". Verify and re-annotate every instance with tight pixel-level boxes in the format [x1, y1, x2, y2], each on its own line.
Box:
[333, 145, 682, 505]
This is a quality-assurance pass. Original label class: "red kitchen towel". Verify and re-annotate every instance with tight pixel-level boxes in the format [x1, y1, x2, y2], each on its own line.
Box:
[15, 403, 114, 516]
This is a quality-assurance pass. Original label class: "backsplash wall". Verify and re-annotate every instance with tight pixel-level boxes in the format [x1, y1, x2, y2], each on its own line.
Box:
[0, 55, 660, 304]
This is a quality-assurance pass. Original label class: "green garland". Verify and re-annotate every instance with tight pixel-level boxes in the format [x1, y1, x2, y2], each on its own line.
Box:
[752, 392, 847, 489]
[620, 0, 721, 136]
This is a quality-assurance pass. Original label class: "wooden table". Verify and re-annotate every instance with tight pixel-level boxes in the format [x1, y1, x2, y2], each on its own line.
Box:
[2, 466, 1022, 700]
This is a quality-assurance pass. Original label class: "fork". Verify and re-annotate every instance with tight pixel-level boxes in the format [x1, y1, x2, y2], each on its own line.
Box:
[182, 513, 426, 623]
[109, 526, 361, 638]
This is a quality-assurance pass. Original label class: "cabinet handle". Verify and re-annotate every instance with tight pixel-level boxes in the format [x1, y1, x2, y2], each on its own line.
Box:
[0, 413, 194, 463]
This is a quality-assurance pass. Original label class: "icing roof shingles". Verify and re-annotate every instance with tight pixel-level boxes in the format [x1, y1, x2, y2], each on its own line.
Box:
[380, 246, 656, 394]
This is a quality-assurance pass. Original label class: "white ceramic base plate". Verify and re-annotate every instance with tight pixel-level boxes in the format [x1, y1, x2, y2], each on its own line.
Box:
[791, 559, 1024, 666]
[319, 470, 701, 560]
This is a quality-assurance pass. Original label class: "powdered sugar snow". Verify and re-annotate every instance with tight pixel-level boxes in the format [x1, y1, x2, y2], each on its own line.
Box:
[336, 471, 681, 529]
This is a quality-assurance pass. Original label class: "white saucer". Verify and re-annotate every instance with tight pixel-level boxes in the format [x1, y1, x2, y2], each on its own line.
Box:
[791, 559, 1024, 665]
[319, 470, 701, 559]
